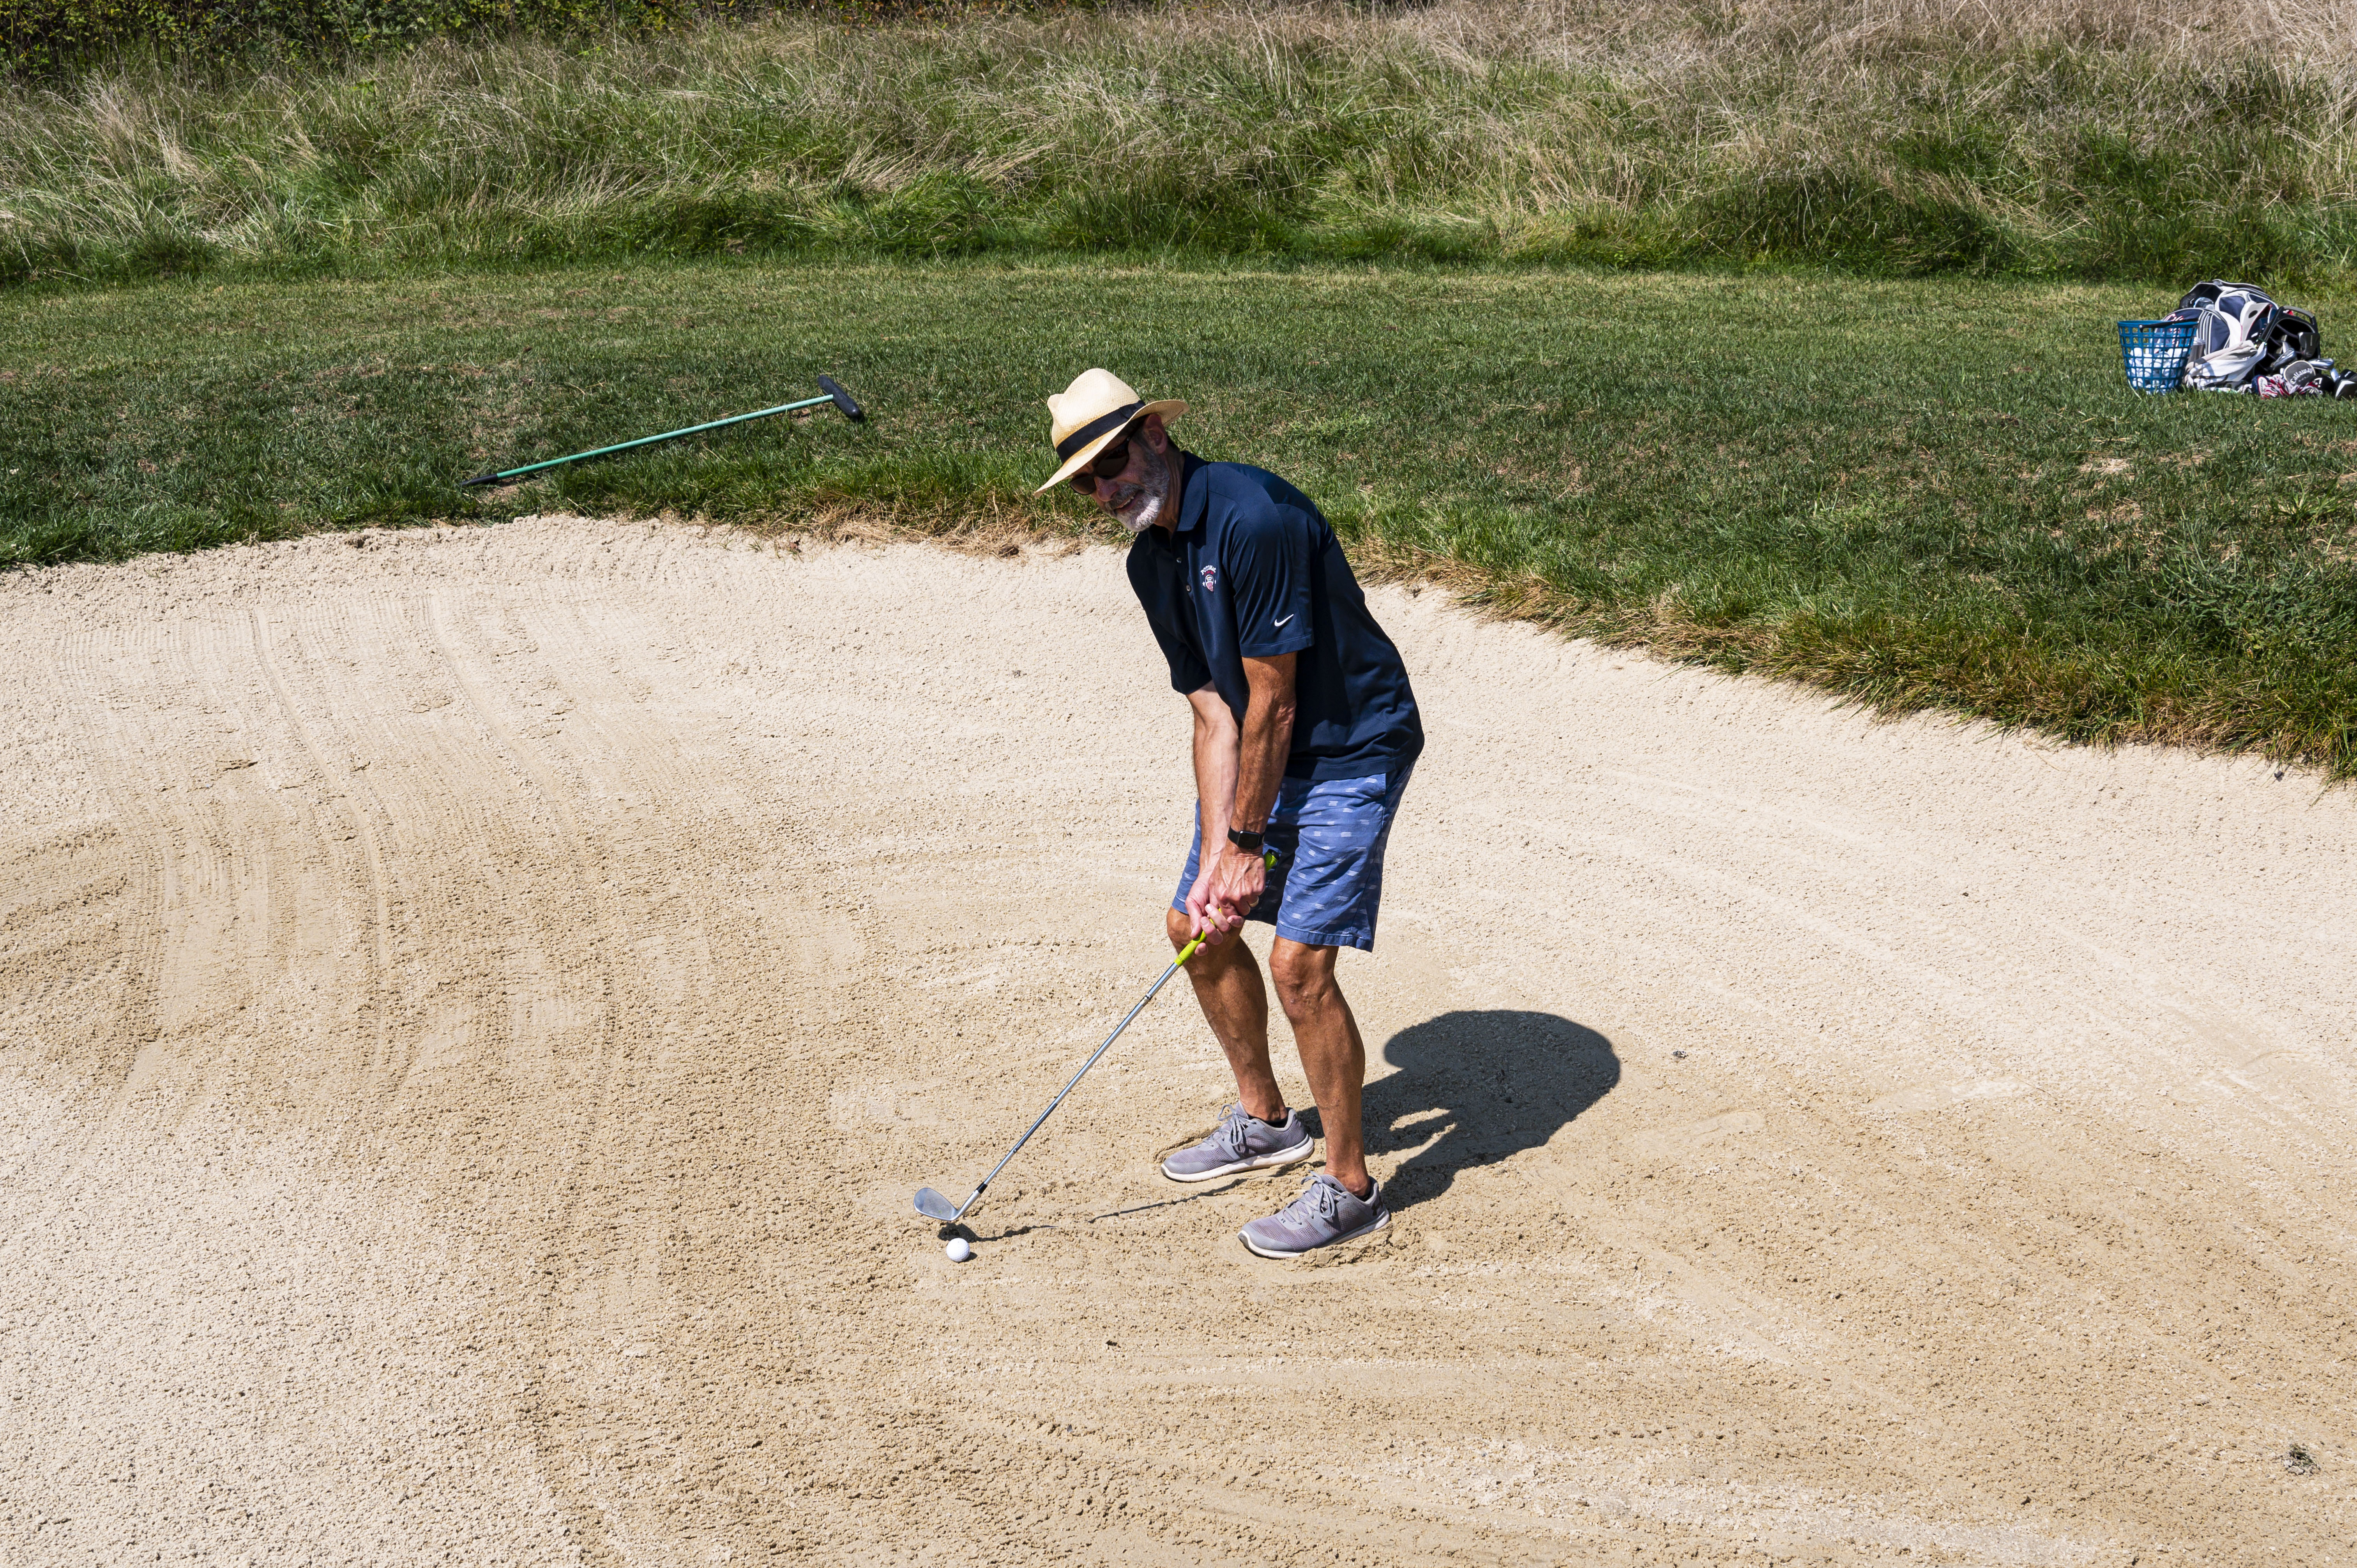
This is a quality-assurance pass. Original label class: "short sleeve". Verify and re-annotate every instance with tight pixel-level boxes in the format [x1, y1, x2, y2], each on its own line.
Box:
[1225, 502, 1315, 659]
[1126, 540, 1212, 694]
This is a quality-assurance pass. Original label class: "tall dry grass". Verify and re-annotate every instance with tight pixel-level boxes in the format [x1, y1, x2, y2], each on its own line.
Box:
[4, 0, 2355, 283]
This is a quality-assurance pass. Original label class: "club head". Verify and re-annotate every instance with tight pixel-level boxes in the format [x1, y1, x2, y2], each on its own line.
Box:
[913, 1187, 960, 1222]
[818, 375, 866, 423]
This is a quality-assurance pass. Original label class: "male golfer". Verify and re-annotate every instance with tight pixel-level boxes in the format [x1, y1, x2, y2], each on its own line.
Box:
[1037, 369, 1424, 1258]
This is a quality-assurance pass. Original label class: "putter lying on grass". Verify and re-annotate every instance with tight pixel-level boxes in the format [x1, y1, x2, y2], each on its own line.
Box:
[460, 376, 864, 488]
[916, 891, 1269, 1229]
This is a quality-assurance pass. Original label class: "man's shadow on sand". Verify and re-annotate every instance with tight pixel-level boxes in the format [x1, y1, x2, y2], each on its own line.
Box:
[1350, 1010, 1619, 1212]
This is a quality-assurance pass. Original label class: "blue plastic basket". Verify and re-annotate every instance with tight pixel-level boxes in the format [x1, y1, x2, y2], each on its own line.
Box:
[2118, 317, 2198, 394]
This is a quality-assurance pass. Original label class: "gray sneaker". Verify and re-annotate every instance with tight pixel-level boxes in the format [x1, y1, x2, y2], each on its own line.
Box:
[1160, 1104, 1314, 1183]
[1238, 1172, 1390, 1259]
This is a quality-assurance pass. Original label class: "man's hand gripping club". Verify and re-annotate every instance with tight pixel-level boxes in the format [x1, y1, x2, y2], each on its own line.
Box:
[1184, 653, 1297, 943]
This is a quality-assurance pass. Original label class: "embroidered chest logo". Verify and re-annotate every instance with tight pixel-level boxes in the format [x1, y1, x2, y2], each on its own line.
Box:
[1200, 565, 1219, 594]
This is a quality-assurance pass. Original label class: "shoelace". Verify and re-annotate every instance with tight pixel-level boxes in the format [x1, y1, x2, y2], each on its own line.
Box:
[1290, 1174, 1343, 1223]
[1212, 1104, 1253, 1158]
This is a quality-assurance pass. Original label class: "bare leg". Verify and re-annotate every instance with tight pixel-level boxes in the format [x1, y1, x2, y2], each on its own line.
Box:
[1269, 938, 1370, 1197]
[1167, 908, 1285, 1123]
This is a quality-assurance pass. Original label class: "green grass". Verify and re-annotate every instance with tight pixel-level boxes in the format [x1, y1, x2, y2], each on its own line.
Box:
[6, 256, 2357, 778]
[6, 0, 2356, 286]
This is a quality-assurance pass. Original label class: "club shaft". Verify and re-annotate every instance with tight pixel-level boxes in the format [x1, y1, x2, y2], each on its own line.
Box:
[481, 394, 835, 483]
[951, 935, 1206, 1221]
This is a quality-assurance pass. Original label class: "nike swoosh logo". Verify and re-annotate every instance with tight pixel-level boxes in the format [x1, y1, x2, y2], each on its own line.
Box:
[1274, 615, 1294, 627]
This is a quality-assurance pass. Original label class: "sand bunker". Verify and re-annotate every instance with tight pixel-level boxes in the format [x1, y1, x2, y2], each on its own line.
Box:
[2, 518, 2350, 1566]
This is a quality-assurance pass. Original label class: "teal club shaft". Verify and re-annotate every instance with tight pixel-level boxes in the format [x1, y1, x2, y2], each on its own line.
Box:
[461, 376, 864, 489]
[461, 396, 828, 487]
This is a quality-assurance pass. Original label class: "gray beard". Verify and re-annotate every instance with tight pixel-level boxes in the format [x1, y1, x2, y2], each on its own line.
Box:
[1115, 441, 1171, 534]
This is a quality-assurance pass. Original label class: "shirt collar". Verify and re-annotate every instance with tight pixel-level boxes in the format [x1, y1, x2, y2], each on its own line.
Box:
[1170, 450, 1207, 535]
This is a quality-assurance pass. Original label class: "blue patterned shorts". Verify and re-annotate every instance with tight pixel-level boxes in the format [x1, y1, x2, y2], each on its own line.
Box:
[1171, 765, 1415, 952]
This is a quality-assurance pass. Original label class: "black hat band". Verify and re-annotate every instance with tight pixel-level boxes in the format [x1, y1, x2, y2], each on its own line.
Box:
[1055, 400, 1146, 462]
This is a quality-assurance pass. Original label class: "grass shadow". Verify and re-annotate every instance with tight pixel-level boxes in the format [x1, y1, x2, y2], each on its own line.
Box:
[1362, 1009, 1618, 1213]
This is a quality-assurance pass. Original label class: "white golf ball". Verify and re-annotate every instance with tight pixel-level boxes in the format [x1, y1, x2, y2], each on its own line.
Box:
[944, 1237, 973, 1263]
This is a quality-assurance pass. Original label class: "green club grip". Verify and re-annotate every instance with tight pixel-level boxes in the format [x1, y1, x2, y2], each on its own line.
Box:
[1174, 850, 1278, 964]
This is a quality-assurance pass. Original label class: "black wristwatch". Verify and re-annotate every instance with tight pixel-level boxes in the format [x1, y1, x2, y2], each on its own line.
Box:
[1226, 826, 1265, 855]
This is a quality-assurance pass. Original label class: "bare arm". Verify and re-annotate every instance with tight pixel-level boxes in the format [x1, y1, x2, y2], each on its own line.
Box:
[1183, 655, 1297, 937]
[1187, 684, 1241, 853]
[1230, 653, 1296, 835]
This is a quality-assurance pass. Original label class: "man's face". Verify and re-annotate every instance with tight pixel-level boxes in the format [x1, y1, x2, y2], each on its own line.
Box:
[1084, 415, 1172, 533]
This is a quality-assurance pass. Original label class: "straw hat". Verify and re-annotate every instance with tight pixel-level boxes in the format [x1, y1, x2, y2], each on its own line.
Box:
[1035, 368, 1188, 494]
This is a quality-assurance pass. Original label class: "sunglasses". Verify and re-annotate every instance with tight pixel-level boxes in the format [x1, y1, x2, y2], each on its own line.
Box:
[1067, 438, 1133, 494]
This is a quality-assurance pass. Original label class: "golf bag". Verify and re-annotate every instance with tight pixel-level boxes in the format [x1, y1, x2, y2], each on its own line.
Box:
[2168, 280, 2340, 395]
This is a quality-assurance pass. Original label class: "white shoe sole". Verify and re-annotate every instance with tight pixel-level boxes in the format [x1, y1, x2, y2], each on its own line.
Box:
[1159, 1136, 1315, 1184]
[1238, 1207, 1391, 1260]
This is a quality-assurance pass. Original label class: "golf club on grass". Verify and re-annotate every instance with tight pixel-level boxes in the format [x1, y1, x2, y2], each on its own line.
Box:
[460, 376, 864, 489]
[915, 882, 1270, 1230]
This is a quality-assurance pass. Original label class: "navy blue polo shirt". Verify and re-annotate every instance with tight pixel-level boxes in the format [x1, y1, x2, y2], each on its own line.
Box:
[1126, 454, 1422, 782]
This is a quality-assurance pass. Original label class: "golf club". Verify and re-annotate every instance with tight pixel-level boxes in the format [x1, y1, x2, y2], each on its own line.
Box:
[460, 376, 864, 489]
[915, 886, 1270, 1229]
